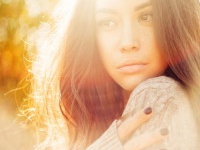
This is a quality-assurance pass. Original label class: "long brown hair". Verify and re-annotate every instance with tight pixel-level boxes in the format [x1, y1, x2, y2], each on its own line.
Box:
[58, 0, 124, 148]
[29, 0, 200, 149]
[153, 0, 200, 125]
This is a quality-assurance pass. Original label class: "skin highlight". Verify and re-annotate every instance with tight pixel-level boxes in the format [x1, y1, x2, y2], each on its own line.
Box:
[96, 0, 168, 92]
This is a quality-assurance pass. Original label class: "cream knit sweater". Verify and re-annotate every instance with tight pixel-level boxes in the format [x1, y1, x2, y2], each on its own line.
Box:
[86, 76, 199, 150]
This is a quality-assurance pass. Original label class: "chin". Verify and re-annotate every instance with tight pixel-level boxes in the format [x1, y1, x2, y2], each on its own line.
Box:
[120, 83, 139, 92]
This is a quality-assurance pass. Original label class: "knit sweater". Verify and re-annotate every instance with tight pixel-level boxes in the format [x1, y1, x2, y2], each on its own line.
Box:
[86, 76, 199, 150]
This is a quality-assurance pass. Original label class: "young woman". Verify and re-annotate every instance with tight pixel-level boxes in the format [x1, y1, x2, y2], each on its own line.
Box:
[28, 0, 200, 149]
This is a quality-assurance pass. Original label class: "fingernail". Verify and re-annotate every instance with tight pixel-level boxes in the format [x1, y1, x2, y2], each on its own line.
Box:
[160, 128, 169, 136]
[144, 107, 152, 115]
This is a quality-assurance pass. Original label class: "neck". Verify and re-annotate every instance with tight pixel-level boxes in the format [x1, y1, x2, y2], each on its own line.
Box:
[123, 90, 131, 104]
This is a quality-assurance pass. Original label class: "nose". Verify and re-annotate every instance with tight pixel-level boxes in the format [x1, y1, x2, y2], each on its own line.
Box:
[120, 22, 140, 52]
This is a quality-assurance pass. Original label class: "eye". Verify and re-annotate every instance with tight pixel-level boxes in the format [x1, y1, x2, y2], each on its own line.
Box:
[139, 11, 153, 25]
[98, 20, 118, 31]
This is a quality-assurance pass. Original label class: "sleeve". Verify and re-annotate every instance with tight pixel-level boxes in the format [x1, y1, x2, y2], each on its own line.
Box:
[122, 76, 199, 150]
[86, 120, 124, 150]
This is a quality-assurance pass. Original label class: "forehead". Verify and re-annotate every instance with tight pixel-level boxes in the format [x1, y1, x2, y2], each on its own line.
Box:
[95, 0, 151, 10]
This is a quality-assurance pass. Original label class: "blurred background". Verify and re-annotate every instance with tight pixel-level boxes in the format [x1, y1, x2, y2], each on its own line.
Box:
[0, 0, 58, 149]
[1, 0, 200, 150]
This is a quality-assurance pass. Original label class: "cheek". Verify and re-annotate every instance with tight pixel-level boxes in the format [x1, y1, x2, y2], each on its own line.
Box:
[96, 34, 119, 67]
[140, 28, 155, 50]
[141, 30, 165, 62]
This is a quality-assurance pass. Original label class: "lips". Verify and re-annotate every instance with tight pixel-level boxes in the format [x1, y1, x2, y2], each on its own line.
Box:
[117, 60, 147, 73]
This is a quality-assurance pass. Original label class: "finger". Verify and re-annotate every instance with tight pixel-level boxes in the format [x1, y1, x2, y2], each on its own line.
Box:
[117, 107, 153, 143]
[124, 128, 169, 150]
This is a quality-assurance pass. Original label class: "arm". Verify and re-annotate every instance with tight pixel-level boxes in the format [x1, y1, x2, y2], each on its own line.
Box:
[86, 120, 124, 150]
[123, 76, 199, 150]
[86, 76, 199, 150]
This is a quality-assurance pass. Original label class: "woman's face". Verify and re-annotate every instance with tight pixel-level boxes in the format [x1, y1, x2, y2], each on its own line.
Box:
[95, 0, 168, 91]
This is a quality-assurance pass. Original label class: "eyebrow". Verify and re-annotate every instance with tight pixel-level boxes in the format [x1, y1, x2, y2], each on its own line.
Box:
[135, 2, 152, 11]
[96, 2, 152, 14]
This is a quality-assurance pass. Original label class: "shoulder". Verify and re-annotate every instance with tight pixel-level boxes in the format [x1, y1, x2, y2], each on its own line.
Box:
[131, 76, 185, 98]
[123, 76, 189, 116]
[123, 76, 199, 149]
